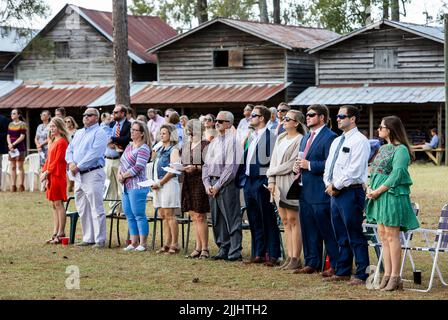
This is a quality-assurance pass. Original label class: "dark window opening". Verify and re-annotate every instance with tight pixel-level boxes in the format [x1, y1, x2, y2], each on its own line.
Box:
[213, 50, 229, 67]
[54, 41, 70, 59]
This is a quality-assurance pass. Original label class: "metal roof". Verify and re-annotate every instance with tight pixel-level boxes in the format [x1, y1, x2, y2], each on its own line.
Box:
[0, 27, 37, 53]
[88, 82, 150, 107]
[290, 86, 445, 106]
[148, 18, 339, 53]
[0, 81, 22, 99]
[131, 82, 291, 104]
[0, 82, 112, 109]
[308, 20, 444, 54]
[77, 6, 177, 64]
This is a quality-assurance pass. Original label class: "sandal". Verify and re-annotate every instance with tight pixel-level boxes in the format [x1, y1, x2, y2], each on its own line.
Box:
[199, 249, 210, 259]
[50, 233, 65, 245]
[46, 234, 57, 244]
[167, 245, 180, 254]
[156, 245, 170, 254]
[186, 249, 201, 259]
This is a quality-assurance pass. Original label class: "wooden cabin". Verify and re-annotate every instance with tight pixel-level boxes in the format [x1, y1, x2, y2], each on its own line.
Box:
[132, 18, 338, 117]
[291, 20, 445, 143]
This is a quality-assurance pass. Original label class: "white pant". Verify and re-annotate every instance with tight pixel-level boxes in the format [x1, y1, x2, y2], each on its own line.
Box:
[75, 168, 107, 244]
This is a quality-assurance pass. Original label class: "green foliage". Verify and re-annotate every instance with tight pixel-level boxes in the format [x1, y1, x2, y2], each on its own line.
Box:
[208, 0, 257, 20]
[128, 0, 155, 15]
[22, 35, 53, 59]
[0, 0, 49, 26]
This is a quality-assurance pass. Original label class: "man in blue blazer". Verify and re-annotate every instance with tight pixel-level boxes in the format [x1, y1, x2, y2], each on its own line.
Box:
[237, 105, 280, 266]
[293, 104, 340, 276]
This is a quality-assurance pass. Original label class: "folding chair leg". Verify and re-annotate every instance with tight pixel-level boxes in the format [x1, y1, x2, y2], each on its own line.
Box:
[68, 213, 79, 244]
[184, 219, 191, 255]
[151, 208, 158, 250]
[116, 215, 121, 246]
[108, 215, 114, 248]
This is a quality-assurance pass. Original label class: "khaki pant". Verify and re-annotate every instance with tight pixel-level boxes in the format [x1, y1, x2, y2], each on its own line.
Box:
[104, 158, 122, 209]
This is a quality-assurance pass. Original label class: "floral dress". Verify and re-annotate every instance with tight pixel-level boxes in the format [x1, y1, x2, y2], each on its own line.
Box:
[365, 144, 419, 231]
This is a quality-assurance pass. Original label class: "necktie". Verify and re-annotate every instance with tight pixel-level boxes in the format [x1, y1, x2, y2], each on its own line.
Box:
[295, 131, 315, 180]
[115, 122, 121, 137]
[328, 135, 346, 183]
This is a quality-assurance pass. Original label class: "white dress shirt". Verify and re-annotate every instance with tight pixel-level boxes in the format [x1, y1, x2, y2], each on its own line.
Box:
[323, 127, 370, 190]
[245, 126, 267, 175]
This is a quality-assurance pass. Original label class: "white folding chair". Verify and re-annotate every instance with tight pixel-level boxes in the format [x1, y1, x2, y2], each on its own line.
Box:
[24, 153, 41, 192]
[1, 154, 10, 191]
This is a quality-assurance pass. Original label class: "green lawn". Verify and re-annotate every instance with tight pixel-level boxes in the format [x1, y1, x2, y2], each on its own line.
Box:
[0, 163, 447, 300]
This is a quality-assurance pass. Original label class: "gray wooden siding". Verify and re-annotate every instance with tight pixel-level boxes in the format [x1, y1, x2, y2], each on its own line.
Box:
[16, 13, 115, 82]
[286, 51, 315, 102]
[157, 22, 286, 83]
[0, 53, 15, 80]
[317, 26, 444, 85]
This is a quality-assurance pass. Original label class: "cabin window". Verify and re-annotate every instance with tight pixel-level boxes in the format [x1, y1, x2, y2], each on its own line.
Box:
[374, 49, 397, 69]
[213, 49, 244, 68]
[54, 41, 70, 59]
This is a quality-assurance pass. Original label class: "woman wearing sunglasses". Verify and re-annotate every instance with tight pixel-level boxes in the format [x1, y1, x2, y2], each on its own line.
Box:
[267, 110, 306, 270]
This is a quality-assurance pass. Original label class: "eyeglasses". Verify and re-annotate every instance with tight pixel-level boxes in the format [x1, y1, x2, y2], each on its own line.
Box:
[336, 114, 349, 120]
[83, 113, 96, 118]
[251, 113, 262, 118]
[216, 119, 229, 124]
[306, 113, 318, 118]
[277, 109, 288, 113]
[204, 118, 213, 122]
[283, 117, 296, 122]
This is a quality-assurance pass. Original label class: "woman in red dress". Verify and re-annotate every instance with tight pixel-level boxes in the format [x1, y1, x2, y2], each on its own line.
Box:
[40, 117, 69, 244]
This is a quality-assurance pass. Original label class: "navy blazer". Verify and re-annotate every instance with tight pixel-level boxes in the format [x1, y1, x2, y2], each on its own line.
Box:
[109, 119, 131, 151]
[236, 128, 276, 188]
[299, 126, 337, 204]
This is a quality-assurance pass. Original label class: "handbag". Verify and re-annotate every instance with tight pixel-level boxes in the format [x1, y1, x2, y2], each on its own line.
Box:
[286, 178, 301, 200]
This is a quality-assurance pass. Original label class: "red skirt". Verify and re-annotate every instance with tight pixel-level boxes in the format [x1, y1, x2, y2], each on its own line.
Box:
[46, 175, 67, 202]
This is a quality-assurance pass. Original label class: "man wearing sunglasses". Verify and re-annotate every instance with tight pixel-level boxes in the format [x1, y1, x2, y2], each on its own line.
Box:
[292, 104, 339, 277]
[323, 105, 371, 285]
[66, 108, 108, 248]
[237, 105, 280, 266]
[275, 102, 290, 136]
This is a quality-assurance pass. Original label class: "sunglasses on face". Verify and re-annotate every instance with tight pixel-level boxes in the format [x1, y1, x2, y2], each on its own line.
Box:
[336, 114, 349, 120]
[251, 113, 262, 118]
[283, 116, 296, 122]
[83, 113, 96, 118]
[306, 113, 318, 118]
[204, 118, 213, 122]
[277, 109, 288, 113]
[216, 119, 229, 124]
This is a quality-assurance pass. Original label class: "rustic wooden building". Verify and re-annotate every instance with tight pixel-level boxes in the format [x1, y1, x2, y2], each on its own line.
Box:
[291, 20, 445, 143]
[128, 18, 338, 116]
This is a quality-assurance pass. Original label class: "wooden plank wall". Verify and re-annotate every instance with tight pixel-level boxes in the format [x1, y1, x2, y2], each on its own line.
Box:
[157, 22, 286, 83]
[286, 51, 316, 102]
[0, 52, 15, 80]
[15, 13, 115, 82]
[317, 25, 444, 85]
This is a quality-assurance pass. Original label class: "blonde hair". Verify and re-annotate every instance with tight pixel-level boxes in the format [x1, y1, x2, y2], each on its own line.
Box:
[48, 117, 70, 147]
[64, 116, 78, 129]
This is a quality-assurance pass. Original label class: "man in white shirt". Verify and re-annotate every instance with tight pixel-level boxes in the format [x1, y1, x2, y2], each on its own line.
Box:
[323, 105, 371, 285]
[147, 108, 164, 143]
[236, 104, 254, 145]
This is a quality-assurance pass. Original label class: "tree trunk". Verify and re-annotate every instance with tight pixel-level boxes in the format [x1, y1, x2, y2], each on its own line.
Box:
[383, 0, 390, 20]
[259, 0, 269, 23]
[196, 0, 208, 25]
[273, 0, 280, 24]
[364, 0, 372, 25]
[113, 0, 130, 108]
[391, 0, 399, 21]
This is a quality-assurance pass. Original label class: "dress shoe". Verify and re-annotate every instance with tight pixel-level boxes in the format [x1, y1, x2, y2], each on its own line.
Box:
[321, 267, 336, 278]
[264, 258, 279, 267]
[348, 277, 366, 286]
[293, 266, 318, 274]
[211, 254, 228, 261]
[322, 275, 351, 282]
[227, 256, 243, 262]
[245, 256, 264, 264]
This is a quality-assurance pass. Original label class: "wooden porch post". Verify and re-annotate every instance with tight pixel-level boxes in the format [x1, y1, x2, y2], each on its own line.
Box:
[369, 105, 374, 139]
[438, 104, 443, 148]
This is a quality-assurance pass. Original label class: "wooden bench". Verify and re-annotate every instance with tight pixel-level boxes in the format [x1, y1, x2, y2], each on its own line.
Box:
[413, 148, 445, 165]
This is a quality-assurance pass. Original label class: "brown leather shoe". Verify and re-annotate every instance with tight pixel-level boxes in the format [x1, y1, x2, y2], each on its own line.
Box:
[321, 267, 336, 278]
[348, 277, 366, 286]
[264, 258, 279, 267]
[244, 256, 263, 264]
[322, 275, 351, 282]
[293, 266, 318, 274]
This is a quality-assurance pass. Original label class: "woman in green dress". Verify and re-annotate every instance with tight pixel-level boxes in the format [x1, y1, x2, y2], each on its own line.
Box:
[366, 115, 419, 291]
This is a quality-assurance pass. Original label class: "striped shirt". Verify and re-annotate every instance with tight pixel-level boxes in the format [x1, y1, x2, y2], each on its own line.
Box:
[119, 143, 151, 190]
[8, 121, 27, 152]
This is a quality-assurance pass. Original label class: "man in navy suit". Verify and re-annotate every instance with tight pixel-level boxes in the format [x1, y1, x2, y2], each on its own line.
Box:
[292, 104, 340, 276]
[238, 105, 280, 266]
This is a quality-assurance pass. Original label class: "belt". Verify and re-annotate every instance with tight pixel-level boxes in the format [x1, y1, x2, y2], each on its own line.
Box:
[105, 156, 120, 160]
[79, 165, 103, 175]
[341, 184, 363, 190]
[210, 176, 220, 180]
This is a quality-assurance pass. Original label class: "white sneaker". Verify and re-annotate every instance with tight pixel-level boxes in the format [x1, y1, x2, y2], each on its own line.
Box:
[135, 245, 147, 252]
[123, 244, 136, 251]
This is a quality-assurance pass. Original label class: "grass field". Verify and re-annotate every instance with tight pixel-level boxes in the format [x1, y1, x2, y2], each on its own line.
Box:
[0, 163, 447, 300]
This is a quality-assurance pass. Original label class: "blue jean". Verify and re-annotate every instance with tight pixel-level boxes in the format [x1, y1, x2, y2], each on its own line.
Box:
[122, 187, 149, 236]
